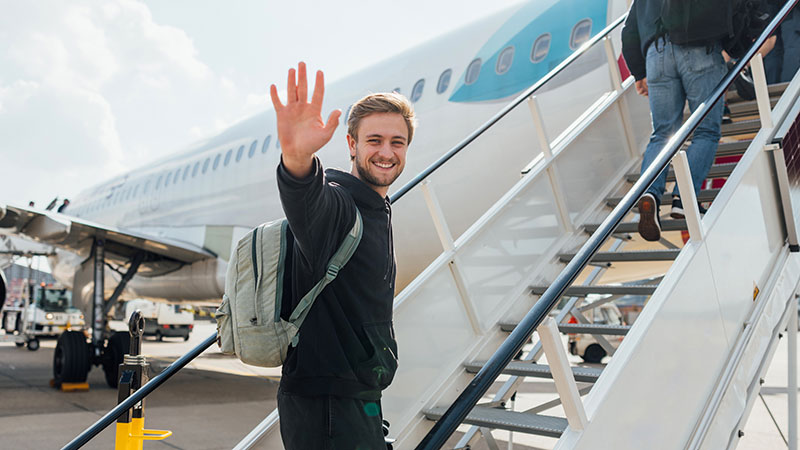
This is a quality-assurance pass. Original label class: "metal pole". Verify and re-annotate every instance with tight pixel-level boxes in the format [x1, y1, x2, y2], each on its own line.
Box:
[93, 239, 105, 358]
[789, 295, 797, 450]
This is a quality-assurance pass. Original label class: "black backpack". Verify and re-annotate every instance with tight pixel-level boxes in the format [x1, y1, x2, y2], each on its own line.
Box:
[724, 0, 772, 60]
[661, 0, 771, 58]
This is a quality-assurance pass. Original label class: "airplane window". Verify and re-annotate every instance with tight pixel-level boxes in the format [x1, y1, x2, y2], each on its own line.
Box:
[202, 158, 210, 174]
[182, 165, 190, 181]
[143, 180, 151, 194]
[133, 184, 139, 198]
[174, 169, 181, 183]
[530, 33, 551, 63]
[165, 172, 172, 187]
[236, 145, 244, 162]
[570, 19, 592, 50]
[249, 141, 257, 158]
[156, 175, 163, 190]
[496, 46, 515, 74]
[262, 136, 271, 154]
[192, 161, 200, 177]
[224, 149, 232, 166]
[436, 69, 452, 94]
[465, 58, 482, 85]
[411, 79, 425, 103]
[213, 153, 221, 170]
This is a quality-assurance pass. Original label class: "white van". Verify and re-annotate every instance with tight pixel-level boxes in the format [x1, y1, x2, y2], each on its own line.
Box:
[124, 299, 194, 341]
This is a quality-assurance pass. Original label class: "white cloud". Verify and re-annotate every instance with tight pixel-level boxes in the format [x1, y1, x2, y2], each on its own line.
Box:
[0, 0, 257, 206]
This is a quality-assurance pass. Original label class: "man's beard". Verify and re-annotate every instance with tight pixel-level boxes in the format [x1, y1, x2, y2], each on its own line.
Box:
[355, 155, 403, 189]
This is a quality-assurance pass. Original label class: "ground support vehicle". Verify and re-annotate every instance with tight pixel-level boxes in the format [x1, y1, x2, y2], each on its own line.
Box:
[124, 299, 194, 341]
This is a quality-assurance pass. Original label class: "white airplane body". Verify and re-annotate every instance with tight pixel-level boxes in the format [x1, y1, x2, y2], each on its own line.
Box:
[2, 0, 630, 317]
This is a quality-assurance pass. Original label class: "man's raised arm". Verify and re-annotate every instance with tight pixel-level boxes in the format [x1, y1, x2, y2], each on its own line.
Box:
[270, 62, 342, 179]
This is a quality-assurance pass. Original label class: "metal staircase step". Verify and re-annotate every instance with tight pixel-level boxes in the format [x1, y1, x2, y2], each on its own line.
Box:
[725, 81, 787, 102]
[728, 98, 778, 117]
[423, 406, 568, 437]
[675, 139, 750, 157]
[499, 321, 632, 335]
[626, 162, 736, 183]
[584, 219, 687, 233]
[606, 188, 719, 206]
[559, 249, 680, 263]
[464, 361, 603, 383]
[557, 323, 632, 336]
[713, 139, 751, 157]
[530, 284, 657, 296]
[721, 118, 760, 136]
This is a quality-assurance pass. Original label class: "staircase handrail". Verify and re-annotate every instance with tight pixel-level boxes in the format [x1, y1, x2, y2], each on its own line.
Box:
[415, 1, 800, 448]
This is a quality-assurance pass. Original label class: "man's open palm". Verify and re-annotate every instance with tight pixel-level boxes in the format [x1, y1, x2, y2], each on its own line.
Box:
[270, 62, 341, 177]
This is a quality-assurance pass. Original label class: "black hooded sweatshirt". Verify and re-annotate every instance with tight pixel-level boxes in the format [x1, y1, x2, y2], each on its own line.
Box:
[276, 156, 397, 401]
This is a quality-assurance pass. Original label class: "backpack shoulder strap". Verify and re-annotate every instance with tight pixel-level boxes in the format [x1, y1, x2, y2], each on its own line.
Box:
[287, 207, 363, 329]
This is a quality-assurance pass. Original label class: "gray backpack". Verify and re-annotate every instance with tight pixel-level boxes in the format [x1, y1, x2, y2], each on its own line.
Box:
[215, 210, 362, 367]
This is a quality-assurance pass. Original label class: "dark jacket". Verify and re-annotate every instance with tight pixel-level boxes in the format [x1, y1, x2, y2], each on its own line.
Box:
[276, 156, 397, 401]
[621, 0, 732, 80]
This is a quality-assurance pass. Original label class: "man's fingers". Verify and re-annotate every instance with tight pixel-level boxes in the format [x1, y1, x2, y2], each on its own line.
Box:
[324, 109, 342, 136]
[269, 84, 284, 111]
[287, 68, 297, 103]
[311, 70, 325, 108]
[297, 62, 308, 103]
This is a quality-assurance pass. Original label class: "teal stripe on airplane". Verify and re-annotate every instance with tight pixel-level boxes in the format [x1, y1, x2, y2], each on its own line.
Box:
[449, 0, 607, 103]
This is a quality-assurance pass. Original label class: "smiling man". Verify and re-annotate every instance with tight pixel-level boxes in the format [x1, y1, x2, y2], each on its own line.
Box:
[270, 62, 415, 449]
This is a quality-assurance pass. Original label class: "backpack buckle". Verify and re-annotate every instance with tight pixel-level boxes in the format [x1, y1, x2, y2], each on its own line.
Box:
[326, 265, 340, 279]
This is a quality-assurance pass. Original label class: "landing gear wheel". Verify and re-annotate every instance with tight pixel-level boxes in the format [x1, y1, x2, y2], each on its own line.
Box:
[102, 332, 130, 388]
[53, 331, 90, 383]
[27, 338, 40, 351]
[15, 341, 24, 347]
[582, 344, 607, 364]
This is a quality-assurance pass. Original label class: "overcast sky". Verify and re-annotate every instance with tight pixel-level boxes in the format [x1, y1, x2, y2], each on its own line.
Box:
[1, 0, 523, 207]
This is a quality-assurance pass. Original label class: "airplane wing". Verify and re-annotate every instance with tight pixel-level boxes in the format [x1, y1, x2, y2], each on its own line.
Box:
[0, 204, 215, 270]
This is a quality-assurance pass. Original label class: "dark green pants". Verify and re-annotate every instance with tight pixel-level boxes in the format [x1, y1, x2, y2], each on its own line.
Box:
[277, 389, 386, 450]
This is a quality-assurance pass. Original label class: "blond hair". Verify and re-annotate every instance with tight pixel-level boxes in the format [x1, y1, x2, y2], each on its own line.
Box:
[346, 92, 417, 144]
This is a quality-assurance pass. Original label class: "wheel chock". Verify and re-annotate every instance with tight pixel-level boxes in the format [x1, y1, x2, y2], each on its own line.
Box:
[49, 379, 90, 392]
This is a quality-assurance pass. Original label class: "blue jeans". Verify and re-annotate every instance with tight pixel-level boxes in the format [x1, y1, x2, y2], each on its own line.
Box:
[641, 39, 727, 202]
[781, 8, 800, 83]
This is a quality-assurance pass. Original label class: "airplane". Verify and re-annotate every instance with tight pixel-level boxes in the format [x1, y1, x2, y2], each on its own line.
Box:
[0, 0, 631, 388]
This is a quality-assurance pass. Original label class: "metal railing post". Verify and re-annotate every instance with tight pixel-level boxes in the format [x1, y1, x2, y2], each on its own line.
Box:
[420, 181, 483, 335]
[603, 37, 639, 159]
[537, 317, 588, 430]
[672, 151, 705, 241]
[751, 54, 774, 129]
[528, 96, 574, 232]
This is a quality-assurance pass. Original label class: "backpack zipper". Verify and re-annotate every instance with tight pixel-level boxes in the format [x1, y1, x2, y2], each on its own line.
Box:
[250, 227, 259, 325]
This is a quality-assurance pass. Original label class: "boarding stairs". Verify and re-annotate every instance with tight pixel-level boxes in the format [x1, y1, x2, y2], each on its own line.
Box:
[65, 4, 800, 449]
[238, 9, 800, 448]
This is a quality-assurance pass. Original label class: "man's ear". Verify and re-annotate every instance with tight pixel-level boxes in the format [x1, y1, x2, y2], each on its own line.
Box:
[346, 134, 357, 160]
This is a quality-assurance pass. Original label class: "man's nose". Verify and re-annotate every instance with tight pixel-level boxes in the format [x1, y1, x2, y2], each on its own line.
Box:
[378, 142, 393, 157]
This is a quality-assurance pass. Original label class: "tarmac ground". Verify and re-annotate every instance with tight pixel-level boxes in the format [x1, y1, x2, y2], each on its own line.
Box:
[0, 321, 280, 449]
[0, 321, 797, 449]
